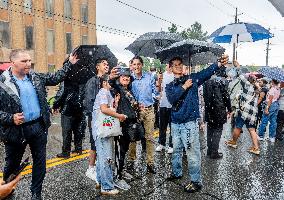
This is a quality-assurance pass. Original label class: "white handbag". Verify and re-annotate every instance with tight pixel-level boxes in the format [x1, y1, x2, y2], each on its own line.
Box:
[95, 109, 122, 138]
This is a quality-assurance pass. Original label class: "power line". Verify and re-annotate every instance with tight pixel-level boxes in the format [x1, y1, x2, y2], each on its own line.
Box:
[203, 0, 234, 18]
[113, 0, 186, 29]
[1, 0, 139, 38]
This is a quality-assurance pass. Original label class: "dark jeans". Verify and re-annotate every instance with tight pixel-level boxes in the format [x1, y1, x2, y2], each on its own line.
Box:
[61, 114, 84, 153]
[3, 121, 47, 195]
[87, 115, 96, 151]
[115, 133, 131, 179]
[207, 124, 223, 155]
[276, 110, 284, 139]
[158, 107, 172, 147]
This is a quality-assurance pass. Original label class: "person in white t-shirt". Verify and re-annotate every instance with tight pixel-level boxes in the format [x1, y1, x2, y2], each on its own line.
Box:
[155, 64, 175, 153]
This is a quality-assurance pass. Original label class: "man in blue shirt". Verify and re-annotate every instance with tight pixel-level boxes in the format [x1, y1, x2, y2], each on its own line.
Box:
[0, 49, 78, 200]
[128, 56, 159, 173]
[166, 55, 228, 193]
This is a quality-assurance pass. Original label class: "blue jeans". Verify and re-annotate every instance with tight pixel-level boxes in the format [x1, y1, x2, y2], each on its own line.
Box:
[171, 121, 202, 183]
[258, 102, 280, 138]
[95, 137, 114, 190]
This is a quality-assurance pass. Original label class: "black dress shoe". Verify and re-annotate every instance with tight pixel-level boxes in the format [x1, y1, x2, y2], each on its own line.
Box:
[210, 152, 223, 159]
[31, 193, 42, 200]
[147, 164, 156, 174]
[56, 152, 70, 159]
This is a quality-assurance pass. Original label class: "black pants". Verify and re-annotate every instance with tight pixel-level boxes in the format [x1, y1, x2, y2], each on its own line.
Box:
[115, 134, 131, 179]
[87, 115, 96, 151]
[3, 121, 47, 195]
[154, 99, 160, 129]
[276, 110, 284, 139]
[207, 124, 223, 155]
[158, 107, 172, 147]
[61, 114, 84, 153]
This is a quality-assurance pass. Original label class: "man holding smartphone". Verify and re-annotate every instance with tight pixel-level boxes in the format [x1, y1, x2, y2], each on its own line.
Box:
[0, 49, 78, 200]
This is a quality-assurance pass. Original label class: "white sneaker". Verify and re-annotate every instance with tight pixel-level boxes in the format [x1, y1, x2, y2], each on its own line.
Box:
[269, 137, 275, 143]
[114, 179, 131, 190]
[167, 147, 173, 154]
[258, 136, 264, 141]
[85, 167, 97, 181]
[101, 188, 119, 195]
[155, 144, 164, 152]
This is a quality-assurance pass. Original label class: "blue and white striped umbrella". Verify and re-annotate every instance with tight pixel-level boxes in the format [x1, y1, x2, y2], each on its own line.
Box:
[258, 67, 284, 82]
[209, 22, 272, 43]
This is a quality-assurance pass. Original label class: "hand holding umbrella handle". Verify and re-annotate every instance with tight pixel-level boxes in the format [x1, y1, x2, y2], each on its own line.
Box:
[217, 54, 229, 67]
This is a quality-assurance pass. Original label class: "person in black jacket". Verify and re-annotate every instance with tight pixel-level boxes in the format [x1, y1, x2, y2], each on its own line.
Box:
[0, 49, 78, 200]
[53, 80, 86, 158]
[203, 67, 232, 159]
[109, 68, 140, 188]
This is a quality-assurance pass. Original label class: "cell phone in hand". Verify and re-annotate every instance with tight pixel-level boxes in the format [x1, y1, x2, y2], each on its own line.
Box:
[6, 157, 30, 183]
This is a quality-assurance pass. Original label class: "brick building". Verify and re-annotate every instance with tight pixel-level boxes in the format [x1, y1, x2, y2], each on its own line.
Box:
[0, 0, 97, 72]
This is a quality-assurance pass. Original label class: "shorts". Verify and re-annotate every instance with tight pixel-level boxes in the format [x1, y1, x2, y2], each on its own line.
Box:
[235, 114, 256, 129]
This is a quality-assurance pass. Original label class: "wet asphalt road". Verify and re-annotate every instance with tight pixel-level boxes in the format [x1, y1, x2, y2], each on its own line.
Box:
[1, 116, 284, 200]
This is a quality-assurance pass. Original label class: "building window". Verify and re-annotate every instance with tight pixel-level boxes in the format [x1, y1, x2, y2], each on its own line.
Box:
[24, 0, 32, 13]
[45, 0, 54, 17]
[47, 30, 54, 53]
[82, 35, 88, 45]
[66, 33, 72, 54]
[0, 21, 10, 48]
[0, 0, 8, 9]
[64, 0, 72, 21]
[48, 64, 55, 73]
[81, 4, 88, 24]
[25, 26, 33, 49]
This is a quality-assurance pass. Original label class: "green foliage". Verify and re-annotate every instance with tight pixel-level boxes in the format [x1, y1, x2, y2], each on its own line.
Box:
[168, 24, 178, 33]
[168, 22, 208, 41]
[141, 56, 166, 72]
[282, 64, 284, 69]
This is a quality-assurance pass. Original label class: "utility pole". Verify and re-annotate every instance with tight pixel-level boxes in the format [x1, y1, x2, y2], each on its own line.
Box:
[232, 7, 238, 61]
[265, 37, 270, 66]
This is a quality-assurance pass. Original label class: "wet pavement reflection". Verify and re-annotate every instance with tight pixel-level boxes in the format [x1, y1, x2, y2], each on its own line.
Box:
[1, 117, 284, 200]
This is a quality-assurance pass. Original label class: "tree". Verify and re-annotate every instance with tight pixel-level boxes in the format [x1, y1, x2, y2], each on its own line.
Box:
[168, 22, 208, 41]
[141, 56, 166, 72]
[168, 24, 178, 33]
[282, 64, 284, 69]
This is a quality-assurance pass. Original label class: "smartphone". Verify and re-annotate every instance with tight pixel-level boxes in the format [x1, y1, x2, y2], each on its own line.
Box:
[6, 157, 30, 183]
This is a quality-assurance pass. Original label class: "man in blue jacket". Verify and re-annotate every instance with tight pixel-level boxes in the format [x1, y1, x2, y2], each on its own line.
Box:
[166, 55, 228, 193]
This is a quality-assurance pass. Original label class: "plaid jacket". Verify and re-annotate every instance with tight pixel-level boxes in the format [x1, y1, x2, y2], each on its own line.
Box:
[237, 75, 258, 125]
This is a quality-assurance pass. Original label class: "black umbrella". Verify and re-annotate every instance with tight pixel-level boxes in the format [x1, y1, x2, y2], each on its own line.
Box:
[66, 45, 118, 84]
[125, 31, 183, 58]
[155, 39, 225, 66]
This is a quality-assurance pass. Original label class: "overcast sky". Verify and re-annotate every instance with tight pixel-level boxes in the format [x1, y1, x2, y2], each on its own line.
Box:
[96, 0, 284, 67]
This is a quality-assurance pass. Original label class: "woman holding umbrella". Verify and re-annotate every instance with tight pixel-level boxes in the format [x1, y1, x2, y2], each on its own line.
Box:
[226, 61, 260, 155]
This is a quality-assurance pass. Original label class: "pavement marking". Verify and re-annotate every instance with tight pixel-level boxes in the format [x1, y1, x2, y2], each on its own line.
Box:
[0, 150, 90, 177]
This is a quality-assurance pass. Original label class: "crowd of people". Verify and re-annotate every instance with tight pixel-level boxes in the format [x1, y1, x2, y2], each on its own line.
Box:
[0, 49, 283, 199]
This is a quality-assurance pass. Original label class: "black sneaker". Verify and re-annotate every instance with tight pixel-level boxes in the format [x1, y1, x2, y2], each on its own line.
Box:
[31, 193, 42, 200]
[166, 174, 182, 181]
[56, 152, 70, 159]
[147, 164, 156, 174]
[184, 182, 202, 193]
[210, 152, 223, 159]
